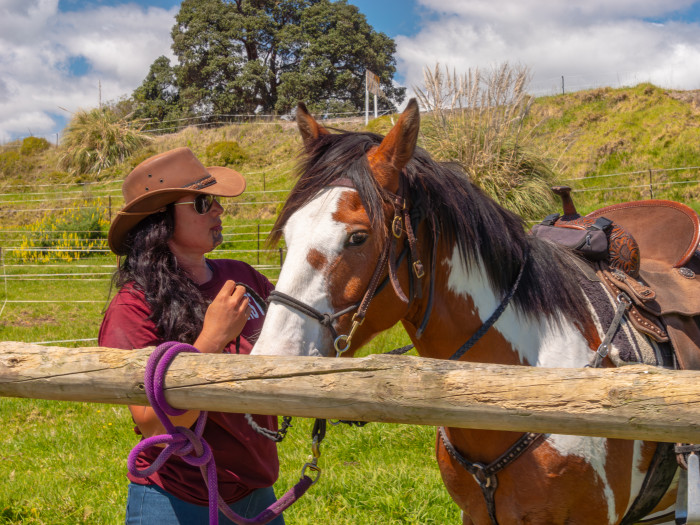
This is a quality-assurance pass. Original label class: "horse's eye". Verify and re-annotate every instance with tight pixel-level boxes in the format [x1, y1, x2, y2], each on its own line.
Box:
[347, 231, 369, 247]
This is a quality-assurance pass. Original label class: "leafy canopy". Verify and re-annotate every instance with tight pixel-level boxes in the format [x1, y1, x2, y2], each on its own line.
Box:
[133, 0, 405, 123]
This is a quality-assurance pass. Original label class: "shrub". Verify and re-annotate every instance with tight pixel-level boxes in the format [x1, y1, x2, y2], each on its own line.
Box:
[0, 150, 25, 177]
[59, 107, 152, 175]
[20, 136, 51, 156]
[414, 62, 557, 221]
[11, 198, 109, 263]
[205, 141, 248, 166]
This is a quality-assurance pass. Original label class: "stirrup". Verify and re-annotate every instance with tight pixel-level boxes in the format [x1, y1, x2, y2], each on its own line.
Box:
[677, 453, 700, 524]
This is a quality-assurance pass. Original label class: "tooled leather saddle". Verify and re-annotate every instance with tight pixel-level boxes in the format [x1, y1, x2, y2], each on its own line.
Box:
[533, 186, 700, 370]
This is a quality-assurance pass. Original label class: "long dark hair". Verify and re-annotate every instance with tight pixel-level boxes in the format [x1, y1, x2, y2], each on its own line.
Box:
[114, 205, 208, 343]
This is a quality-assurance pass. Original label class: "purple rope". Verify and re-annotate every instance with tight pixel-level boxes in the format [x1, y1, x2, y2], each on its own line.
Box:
[127, 341, 315, 525]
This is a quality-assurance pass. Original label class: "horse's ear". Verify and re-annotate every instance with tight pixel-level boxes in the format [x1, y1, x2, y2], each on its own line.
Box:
[296, 102, 329, 151]
[369, 98, 420, 193]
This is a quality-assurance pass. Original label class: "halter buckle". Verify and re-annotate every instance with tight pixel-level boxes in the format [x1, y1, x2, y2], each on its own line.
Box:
[392, 215, 403, 238]
[413, 260, 425, 279]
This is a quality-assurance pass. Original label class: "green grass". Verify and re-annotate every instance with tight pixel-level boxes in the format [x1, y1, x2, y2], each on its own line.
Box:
[0, 320, 460, 524]
[0, 399, 134, 524]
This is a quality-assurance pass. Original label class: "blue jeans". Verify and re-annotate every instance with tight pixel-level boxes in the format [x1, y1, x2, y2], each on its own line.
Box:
[125, 483, 285, 525]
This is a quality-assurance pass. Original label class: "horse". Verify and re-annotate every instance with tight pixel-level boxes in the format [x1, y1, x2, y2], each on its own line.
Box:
[250, 99, 680, 524]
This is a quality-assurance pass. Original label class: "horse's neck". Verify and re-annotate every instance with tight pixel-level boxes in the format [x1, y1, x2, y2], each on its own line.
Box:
[408, 242, 593, 368]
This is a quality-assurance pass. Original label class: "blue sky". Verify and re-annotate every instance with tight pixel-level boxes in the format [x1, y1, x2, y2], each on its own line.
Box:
[3, 0, 700, 143]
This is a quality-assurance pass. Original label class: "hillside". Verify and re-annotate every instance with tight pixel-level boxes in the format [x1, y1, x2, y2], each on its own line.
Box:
[2, 82, 700, 222]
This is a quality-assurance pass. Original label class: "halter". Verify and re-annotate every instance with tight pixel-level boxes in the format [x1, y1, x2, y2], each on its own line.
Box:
[267, 175, 432, 356]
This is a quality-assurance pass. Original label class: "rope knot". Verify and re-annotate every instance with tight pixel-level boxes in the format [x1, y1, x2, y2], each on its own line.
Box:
[174, 426, 213, 467]
[127, 342, 211, 479]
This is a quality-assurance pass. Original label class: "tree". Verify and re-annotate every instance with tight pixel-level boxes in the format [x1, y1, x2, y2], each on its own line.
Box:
[132, 56, 188, 130]
[139, 0, 405, 121]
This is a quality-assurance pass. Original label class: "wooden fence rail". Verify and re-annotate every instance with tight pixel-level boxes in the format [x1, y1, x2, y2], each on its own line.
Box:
[2, 341, 700, 442]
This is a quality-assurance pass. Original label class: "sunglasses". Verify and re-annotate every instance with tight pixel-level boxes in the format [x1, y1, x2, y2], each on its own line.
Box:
[174, 194, 219, 215]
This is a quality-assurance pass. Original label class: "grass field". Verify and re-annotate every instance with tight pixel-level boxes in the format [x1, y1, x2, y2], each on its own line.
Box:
[0, 215, 461, 524]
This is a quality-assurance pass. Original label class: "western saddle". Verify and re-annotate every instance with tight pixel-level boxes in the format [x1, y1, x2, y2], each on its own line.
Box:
[534, 186, 700, 524]
[536, 186, 700, 370]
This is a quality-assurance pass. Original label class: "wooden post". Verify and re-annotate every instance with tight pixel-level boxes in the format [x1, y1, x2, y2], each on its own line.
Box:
[2, 342, 700, 442]
[257, 223, 260, 266]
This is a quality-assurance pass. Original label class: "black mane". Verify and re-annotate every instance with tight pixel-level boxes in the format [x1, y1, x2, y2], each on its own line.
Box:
[271, 131, 589, 324]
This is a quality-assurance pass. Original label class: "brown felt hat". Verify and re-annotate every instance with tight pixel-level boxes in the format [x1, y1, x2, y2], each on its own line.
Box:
[108, 147, 246, 255]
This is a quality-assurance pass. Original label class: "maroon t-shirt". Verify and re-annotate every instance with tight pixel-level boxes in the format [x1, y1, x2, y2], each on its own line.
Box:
[98, 258, 278, 505]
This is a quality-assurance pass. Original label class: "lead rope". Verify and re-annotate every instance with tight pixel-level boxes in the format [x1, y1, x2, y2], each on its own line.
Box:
[127, 341, 319, 525]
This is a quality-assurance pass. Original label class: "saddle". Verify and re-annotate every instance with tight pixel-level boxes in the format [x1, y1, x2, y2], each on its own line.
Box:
[533, 186, 700, 370]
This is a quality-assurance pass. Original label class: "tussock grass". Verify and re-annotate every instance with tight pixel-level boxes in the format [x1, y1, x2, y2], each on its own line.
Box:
[415, 63, 557, 221]
[59, 108, 152, 176]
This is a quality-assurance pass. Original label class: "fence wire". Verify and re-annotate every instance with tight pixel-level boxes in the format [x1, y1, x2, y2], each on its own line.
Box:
[1, 164, 698, 344]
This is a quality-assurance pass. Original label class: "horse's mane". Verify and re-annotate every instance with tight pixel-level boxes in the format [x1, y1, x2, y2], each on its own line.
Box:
[271, 131, 590, 324]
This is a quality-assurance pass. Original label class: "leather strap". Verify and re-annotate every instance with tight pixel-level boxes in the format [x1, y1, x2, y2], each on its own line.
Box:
[597, 267, 668, 342]
[449, 252, 529, 361]
[438, 427, 547, 525]
[618, 442, 678, 525]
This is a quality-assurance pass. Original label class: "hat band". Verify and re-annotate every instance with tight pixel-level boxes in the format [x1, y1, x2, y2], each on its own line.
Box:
[118, 207, 166, 217]
[183, 175, 217, 190]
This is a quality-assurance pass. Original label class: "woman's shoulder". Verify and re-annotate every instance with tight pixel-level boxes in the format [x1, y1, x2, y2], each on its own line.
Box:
[100, 283, 159, 349]
[102, 283, 151, 318]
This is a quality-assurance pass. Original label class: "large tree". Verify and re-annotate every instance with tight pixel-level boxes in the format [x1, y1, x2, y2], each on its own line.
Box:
[132, 56, 188, 130]
[136, 0, 405, 120]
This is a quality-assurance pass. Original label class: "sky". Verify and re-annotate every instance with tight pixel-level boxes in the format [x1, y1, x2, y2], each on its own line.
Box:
[2, 0, 700, 144]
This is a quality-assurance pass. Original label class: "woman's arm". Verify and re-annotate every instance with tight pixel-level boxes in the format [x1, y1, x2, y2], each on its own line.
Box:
[127, 280, 251, 437]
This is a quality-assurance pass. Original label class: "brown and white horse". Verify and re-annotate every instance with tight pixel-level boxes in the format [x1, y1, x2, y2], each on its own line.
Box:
[251, 100, 678, 524]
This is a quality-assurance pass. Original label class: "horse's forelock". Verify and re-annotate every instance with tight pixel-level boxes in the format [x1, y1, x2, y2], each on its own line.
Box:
[268, 132, 391, 246]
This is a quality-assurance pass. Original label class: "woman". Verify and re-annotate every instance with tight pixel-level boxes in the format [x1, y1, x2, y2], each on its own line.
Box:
[98, 147, 283, 524]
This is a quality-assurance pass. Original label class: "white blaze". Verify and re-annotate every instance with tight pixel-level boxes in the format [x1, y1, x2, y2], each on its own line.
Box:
[252, 187, 349, 357]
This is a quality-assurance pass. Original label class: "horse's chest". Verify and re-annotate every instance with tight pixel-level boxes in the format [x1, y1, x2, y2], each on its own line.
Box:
[439, 434, 638, 524]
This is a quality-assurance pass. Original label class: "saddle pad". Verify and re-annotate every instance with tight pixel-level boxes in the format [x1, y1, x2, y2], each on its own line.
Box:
[574, 264, 675, 368]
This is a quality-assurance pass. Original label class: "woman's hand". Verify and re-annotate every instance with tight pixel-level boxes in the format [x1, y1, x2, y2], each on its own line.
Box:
[195, 280, 252, 353]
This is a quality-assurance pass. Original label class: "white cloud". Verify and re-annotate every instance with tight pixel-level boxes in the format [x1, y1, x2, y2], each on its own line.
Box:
[397, 0, 700, 101]
[0, 0, 176, 143]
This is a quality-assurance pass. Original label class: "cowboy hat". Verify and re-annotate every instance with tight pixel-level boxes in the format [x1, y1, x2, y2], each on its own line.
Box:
[108, 147, 246, 255]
